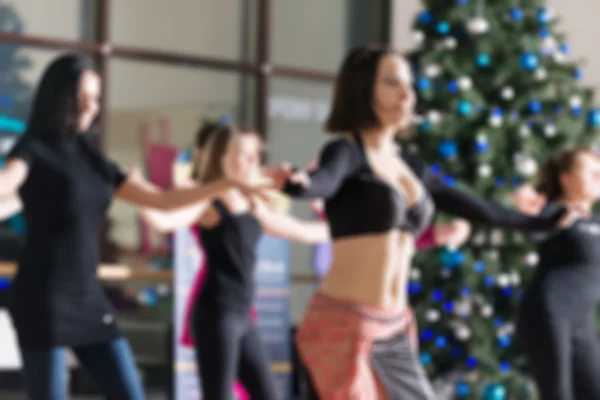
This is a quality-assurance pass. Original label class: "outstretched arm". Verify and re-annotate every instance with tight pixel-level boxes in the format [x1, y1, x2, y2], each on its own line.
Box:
[0, 196, 23, 220]
[254, 200, 330, 244]
[404, 156, 569, 231]
[280, 139, 360, 199]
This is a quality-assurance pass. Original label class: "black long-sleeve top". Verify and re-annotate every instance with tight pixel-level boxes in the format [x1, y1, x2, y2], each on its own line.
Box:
[284, 138, 566, 239]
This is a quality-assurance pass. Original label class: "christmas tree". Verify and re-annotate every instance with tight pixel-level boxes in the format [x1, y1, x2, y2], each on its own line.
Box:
[405, 2, 600, 399]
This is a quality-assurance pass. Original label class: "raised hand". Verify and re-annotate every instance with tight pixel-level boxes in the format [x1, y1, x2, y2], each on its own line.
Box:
[557, 207, 585, 228]
[447, 219, 471, 247]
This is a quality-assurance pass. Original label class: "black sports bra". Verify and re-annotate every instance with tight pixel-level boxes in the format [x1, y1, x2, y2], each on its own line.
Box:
[284, 135, 568, 240]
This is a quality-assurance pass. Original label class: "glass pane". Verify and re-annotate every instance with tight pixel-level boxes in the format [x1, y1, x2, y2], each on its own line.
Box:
[106, 59, 255, 249]
[268, 77, 333, 322]
[272, 0, 387, 72]
[111, 0, 257, 61]
[1, 0, 95, 41]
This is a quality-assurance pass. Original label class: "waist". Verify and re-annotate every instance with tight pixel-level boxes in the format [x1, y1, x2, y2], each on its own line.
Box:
[198, 279, 255, 310]
[321, 232, 414, 308]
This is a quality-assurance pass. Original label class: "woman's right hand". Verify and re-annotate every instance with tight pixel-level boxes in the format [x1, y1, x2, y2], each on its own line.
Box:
[263, 163, 311, 190]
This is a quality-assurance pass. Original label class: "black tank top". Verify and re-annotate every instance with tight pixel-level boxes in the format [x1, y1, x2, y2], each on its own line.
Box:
[197, 199, 263, 310]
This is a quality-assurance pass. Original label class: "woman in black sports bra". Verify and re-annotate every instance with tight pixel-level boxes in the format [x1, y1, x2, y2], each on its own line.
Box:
[139, 124, 329, 400]
[268, 45, 579, 400]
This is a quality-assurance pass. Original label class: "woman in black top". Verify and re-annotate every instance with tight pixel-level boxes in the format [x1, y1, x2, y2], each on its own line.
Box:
[139, 124, 329, 400]
[511, 147, 600, 400]
[0, 54, 267, 400]
[267, 45, 579, 399]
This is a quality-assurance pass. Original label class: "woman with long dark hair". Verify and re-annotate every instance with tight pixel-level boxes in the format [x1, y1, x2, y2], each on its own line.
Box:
[268, 45, 580, 399]
[139, 124, 329, 400]
[0, 53, 267, 399]
[511, 147, 600, 400]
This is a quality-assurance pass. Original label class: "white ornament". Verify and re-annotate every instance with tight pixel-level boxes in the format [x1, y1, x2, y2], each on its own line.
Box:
[472, 231, 486, 245]
[427, 110, 442, 124]
[553, 51, 566, 64]
[510, 271, 521, 285]
[518, 125, 531, 138]
[544, 123, 557, 137]
[524, 251, 539, 267]
[496, 273, 511, 288]
[410, 268, 421, 280]
[455, 325, 472, 341]
[489, 115, 503, 128]
[490, 229, 504, 246]
[478, 164, 492, 178]
[156, 284, 170, 296]
[480, 304, 494, 317]
[457, 76, 473, 91]
[516, 156, 538, 177]
[407, 143, 419, 154]
[425, 64, 442, 78]
[497, 322, 516, 337]
[467, 17, 490, 35]
[444, 37, 458, 50]
[535, 68, 548, 81]
[426, 309, 441, 322]
[454, 299, 472, 318]
[569, 96, 582, 108]
[413, 30, 425, 45]
[501, 87, 515, 101]
[476, 132, 488, 144]
[541, 37, 557, 53]
[487, 250, 500, 261]
[440, 268, 452, 278]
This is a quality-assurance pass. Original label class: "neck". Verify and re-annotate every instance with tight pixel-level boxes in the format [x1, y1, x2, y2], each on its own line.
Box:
[559, 194, 593, 212]
[359, 126, 397, 150]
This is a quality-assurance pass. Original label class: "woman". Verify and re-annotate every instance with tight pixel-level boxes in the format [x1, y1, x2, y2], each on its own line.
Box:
[511, 147, 600, 400]
[139, 124, 329, 400]
[0, 54, 266, 400]
[268, 45, 579, 399]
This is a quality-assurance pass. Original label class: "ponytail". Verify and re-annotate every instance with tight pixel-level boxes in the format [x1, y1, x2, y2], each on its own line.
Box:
[536, 158, 561, 200]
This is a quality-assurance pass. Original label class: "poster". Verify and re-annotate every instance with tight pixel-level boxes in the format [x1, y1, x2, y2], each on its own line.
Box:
[172, 155, 292, 400]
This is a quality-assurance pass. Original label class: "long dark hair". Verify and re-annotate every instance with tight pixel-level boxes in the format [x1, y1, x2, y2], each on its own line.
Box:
[190, 121, 221, 180]
[325, 45, 401, 133]
[26, 53, 94, 139]
[196, 125, 259, 184]
[536, 146, 595, 200]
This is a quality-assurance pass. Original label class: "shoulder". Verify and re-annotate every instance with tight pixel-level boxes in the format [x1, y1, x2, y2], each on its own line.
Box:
[320, 136, 361, 158]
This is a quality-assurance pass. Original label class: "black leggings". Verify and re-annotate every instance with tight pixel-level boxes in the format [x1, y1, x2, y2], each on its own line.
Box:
[517, 288, 600, 400]
[192, 304, 277, 400]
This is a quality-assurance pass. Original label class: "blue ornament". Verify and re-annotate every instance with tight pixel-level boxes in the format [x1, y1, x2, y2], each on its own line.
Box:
[436, 21, 451, 35]
[457, 99, 473, 115]
[473, 261, 485, 273]
[497, 335, 512, 348]
[520, 52, 540, 70]
[528, 100, 542, 114]
[509, 8, 524, 22]
[416, 77, 431, 91]
[493, 317, 503, 327]
[491, 107, 503, 118]
[419, 120, 432, 133]
[430, 164, 442, 175]
[417, 10, 433, 24]
[452, 346, 462, 357]
[574, 68, 583, 80]
[494, 177, 504, 186]
[421, 329, 434, 341]
[587, 109, 600, 127]
[510, 111, 520, 120]
[466, 356, 478, 368]
[560, 43, 570, 54]
[475, 140, 488, 153]
[443, 300, 454, 312]
[499, 361, 511, 373]
[461, 286, 472, 296]
[432, 289, 444, 301]
[419, 352, 432, 365]
[484, 275, 495, 287]
[0, 279, 10, 290]
[476, 53, 491, 67]
[447, 81, 460, 93]
[502, 287, 513, 296]
[483, 384, 507, 400]
[435, 336, 448, 348]
[443, 175, 457, 186]
[456, 382, 471, 397]
[571, 106, 583, 117]
[408, 282, 422, 294]
[537, 8, 552, 25]
[539, 28, 550, 38]
[438, 140, 458, 159]
[511, 176, 522, 187]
